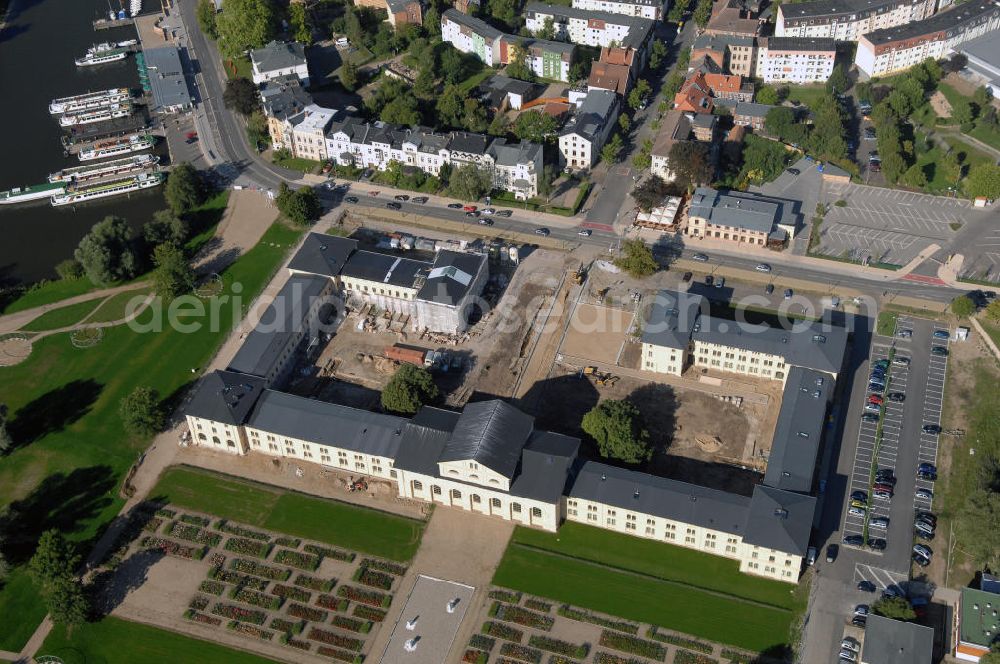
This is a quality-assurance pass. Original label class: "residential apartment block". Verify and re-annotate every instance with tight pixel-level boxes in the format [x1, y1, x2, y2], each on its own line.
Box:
[250, 41, 310, 86]
[691, 33, 757, 77]
[288, 233, 490, 335]
[650, 111, 717, 181]
[775, 0, 936, 42]
[441, 9, 505, 66]
[558, 89, 620, 170]
[286, 104, 339, 161]
[571, 0, 668, 21]
[322, 119, 543, 198]
[385, 0, 422, 27]
[755, 36, 836, 83]
[685, 186, 799, 247]
[524, 3, 655, 51]
[854, 0, 1000, 77]
[517, 38, 575, 82]
[705, 0, 763, 38]
[713, 99, 774, 130]
[259, 75, 313, 150]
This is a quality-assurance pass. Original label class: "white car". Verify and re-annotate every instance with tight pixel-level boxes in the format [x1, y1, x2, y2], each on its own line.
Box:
[578, 229, 592, 236]
[841, 637, 860, 652]
[755, 263, 771, 273]
[481, 208, 495, 215]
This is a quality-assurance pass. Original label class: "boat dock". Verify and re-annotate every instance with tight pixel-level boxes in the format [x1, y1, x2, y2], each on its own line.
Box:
[93, 17, 134, 30]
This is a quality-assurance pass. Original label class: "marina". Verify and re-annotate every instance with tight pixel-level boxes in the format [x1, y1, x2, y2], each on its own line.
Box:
[58, 102, 133, 127]
[50, 171, 164, 207]
[48, 153, 158, 183]
[74, 39, 138, 66]
[78, 133, 156, 161]
[48, 87, 131, 115]
[61, 115, 150, 152]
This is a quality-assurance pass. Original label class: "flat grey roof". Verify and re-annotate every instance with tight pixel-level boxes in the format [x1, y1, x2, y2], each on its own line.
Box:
[763, 367, 832, 492]
[247, 390, 408, 458]
[185, 370, 266, 426]
[525, 2, 654, 29]
[144, 46, 192, 111]
[227, 275, 330, 378]
[641, 289, 706, 350]
[569, 461, 752, 536]
[692, 315, 847, 376]
[863, 0, 999, 46]
[861, 615, 934, 664]
[510, 431, 581, 503]
[779, 0, 915, 22]
[561, 89, 617, 141]
[742, 485, 815, 556]
[288, 232, 358, 277]
[341, 251, 430, 289]
[439, 400, 534, 479]
[957, 30, 1000, 70]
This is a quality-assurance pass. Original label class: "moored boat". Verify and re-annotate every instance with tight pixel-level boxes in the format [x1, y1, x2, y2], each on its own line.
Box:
[78, 134, 155, 161]
[0, 182, 66, 205]
[49, 87, 131, 115]
[50, 172, 163, 206]
[48, 154, 159, 183]
[59, 103, 132, 127]
[75, 49, 128, 67]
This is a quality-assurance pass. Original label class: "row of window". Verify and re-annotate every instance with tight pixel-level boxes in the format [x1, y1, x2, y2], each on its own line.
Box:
[411, 480, 544, 517]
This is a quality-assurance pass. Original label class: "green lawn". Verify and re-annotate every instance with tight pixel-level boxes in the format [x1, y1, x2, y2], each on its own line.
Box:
[457, 68, 496, 94]
[876, 310, 898, 337]
[0, 221, 303, 652]
[40, 616, 282, 664]
[981, 321, 1000, 349]
[223, 56, 252, 80]
[937, 83, 965, 111]
[511, 523, 797, 609]
[784, 84, 829, 109]
[493, 543, 794, 653]
[968, 122, 1000, 152]
[273, 155, 322, 173]
[87, 289, 152, 324]
[150, 466, 425, 561]
[19, 298, 101, 332]
[1, 278, 100, 315]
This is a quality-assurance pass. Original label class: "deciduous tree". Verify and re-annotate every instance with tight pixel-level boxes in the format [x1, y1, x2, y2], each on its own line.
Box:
[628, 79, 650, 111]
[288, 2, 312, 44]
[649, 40, 667, 70]
[581, 399, 653, 463]
[755, 85, 781, 106]
[143, 209, 188, 249]
[28, 530, 90, 627]
[901, 163, 927, 189]
[448, 163, 491, 201]
[152, 243, 195, 298]
[196, 0, 218, 38]
[215, 0, 275, 58]
[630, 176, 683, 211]
[956, 489, 1000, 568]
[119, 386, 164, 437]
[668, 141, 713, 187]
[164, 162, 206, 216]
[614, 239, 658, 277]
[965, 163, 1000, 200]
[223, 77, 260, 116]
[74, 215, 137, 285]
[872, 596, 916, 621]
[601, 132, 624, 164]
[340, 60, 359, 91]
[825, 64, 850, 94]
[381, 364, 439, 414]
[513, 111, 558, 143]
[275, 183, 322, 225]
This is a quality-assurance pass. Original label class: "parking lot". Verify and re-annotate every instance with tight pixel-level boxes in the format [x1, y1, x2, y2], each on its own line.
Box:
[815, 184, 972, 265]
[840, 314, 949, 571]
[957, 222, 1000, 283]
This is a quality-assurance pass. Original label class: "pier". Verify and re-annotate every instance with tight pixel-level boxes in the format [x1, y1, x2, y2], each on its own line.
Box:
[93, 17, 134, 30]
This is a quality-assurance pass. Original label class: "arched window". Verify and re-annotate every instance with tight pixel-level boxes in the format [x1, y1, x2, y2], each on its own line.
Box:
[511, 503, 521, 513]
[531, 507, 543, 518]
[490, 498, 501, 508]
[432, 485, 442, 495]
[451, 489, 462, 499]
[472, 494, 482, 504]
[211, 436, 221, 445]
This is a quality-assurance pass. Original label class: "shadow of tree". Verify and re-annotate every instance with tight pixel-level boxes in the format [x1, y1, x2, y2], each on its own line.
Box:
[6, 379, 103, 450]
[90, 547, 166, 617]
[0, 465, 116, 564]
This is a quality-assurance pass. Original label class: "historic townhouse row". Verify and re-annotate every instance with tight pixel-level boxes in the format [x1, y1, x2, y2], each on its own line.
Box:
[775, 0, 936, 42]
[854, 0, 1000, 77]
[440, 8, 575, 82]
[183, 243, 832, 583]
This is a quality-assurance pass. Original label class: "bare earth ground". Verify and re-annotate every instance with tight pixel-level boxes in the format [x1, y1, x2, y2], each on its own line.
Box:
[929, 91, 952, 119]
[558, 302, 636, 366]
[193, 189, 280, 274]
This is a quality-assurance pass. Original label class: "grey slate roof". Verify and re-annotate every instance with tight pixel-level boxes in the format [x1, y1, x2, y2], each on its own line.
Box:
[185, 370, 266, 426]
[521, 37, 576, 57]
[442, 8, 504, 40]
[481, 75, 540, 98]
[525, 3, 654, 31]
[569, 462, 753, 536]
[763, 367, 831, 492]
[742, 485, 815, 556]
[144, 46, 192, 111]
[416, 250, 486, 306]
[861, 0, 1000, 46]
[692, 315, 847, 376]
[687, 187, 797, 234]
[260, 75, 313, 121]
[641, 289, 706, 350]
[488, 139, 542, 168]
[861, 616, 934, 664]
[693, 34, 754, 49]
[448, 131, 491, 156]
[439, 400, 534, 479]
[509, 432, 581, 503]
[288, 233, 358, 278]
[341, 251, 430, 289]
[779, 0, 914, 21]
[734, 101, 773, 118]
[251, 41, 307, 74]
[247, 390, 408, 458]
[227, 275, 330, 379]
[561, 89, 618, 141]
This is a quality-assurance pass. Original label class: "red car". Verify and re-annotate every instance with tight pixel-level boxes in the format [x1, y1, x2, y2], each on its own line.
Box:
[873, 483, 894, 493]
[463, 205, 477, 212]
[868, 395, 884, 405]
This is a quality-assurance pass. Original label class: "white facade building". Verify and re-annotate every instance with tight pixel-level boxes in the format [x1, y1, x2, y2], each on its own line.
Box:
[855, 1, 1000, 77]
[755, 36, 837, 83]
[571, 0, 668, 21]
[559, 89, 620, 170]
[286, 104, 337, 161]
[775, 0, 935, 42]
[250, 41, 310, 86]
[524, 3, 655, 50]
[441, 8, 504, 66]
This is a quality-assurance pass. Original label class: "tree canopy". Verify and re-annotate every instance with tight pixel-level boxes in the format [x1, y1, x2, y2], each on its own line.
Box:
[872, 596, 916, 621]
[513, 111, 558, 143]
[152, 242, 196, 299]
[381, 364, 439, 415]
[630, 176, 684, 212]
[215, 0, 275, 58]
[738, 135, 788, 185]
[667, 141, 714, 188]
[965, 163, 1000, 200]
[448, 163, 492, 201]
[0, 403, 12, 455]
[74, 215, 138, 285]
[119, 386, 165, 437]
[164, 163, 206, 217]
[956, 489, 1000, 569]
[28, 530, 89, 626]
[581, 399, 653, 464]
[196, 0, 218, 38]
[601, 133, 624, 165]
[143, 209, 189, 249]
[825, 65, 850, 95]
[275, 183, 322, 226]
[614, 239, 658, 278]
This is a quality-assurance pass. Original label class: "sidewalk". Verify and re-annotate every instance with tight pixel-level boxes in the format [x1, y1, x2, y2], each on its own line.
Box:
[0, 281, 150, 334]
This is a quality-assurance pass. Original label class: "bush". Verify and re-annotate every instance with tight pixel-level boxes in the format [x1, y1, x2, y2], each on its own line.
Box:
[227, 621, 274, 641]
[595, 654, 646, 664]
[482, 620, 523, 642]
[469, 634, 496, 652]
[524, 598, 552, 613]
[184, 609, 222, 626]
[211, 602, 267, 625]
[189, 595, 210, 611]
[275, 536, 302, 548]
[489, 589, 522, 603]
[199, 580, 226, 595]
[274, 549, 320, 571]
[674, 651, 718, 664]
[332, 615, 372, 633]
[463, 649, 489, 664]
[360, 558, 408, 576]
[167, 522, 222, 547]
[271, 583, 311, 603]
[303, 544, 355, 562]
[208, 567, 269, 590]
[224, 537, 273, 559]
[353, 566, 394, 590]
[287, 602, 328, 622]
[337, 584, 391, 607]
[317, 594, 351, 612]
[307, 628, 364, 651]
[353, 604, 387, 622]
[230, 558, 290, 581]
[528, 635, 589, 659]
[493, 602, 554, 630]
[558, 605, 639, 634]
[55, 259, 84, 280]
[294, 574, 336, 592]
[500, 643, 543, 663]
[215, 520, 271, 542]
[645, 627, 713, 654]
[270, 617, 306, 635]
[230, 587, 282, 611]
[316, 646, 364, 663]
[598, 631, 667, 662]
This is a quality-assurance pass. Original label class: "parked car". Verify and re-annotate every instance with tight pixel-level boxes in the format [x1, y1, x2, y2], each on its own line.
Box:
[849, 506, 866, 517]
[914, 529, 935, 542]
[465, 211, 479, 217]
[852, 616, 867, 629]
[578, 229, 592, 236]
[386, 201, 401, 210]
[883, 585, 904, 598]
[933, 329, 950, 339]
[854, 604, 869, 616]
[716, 277, 726, 288]
[916, 511, 937, 526]
[922, 424, 941, 434]
[345, 196, 359, 203]
[755, 263, 772, 272]
[806, 546, 818, 565]
[915, 488, 934, 500]
[412, 196, 428, 204]
[839, 649, 858, 662]
[481, 208, 495, 215]
[842, 636, 861, 652]
[496, 209, 512, 217]
[873, 482, 895, 493]
[931, 346, 949, 356]
[919, 463, 937, 474]
[692, 253, 710, 262]
[868, 383, 885, 394]
[913, 544, 933, 558]
[534, 228, 550, 236]
[864, 403, 882, 413]
[682, 272, 693, 282]
[851, 490, 868, 502]
[850, 499, 868, 510]
[478, 218, 494, 226]
[917, 470, 938, 481]
[868, 538, 887, 551]
[447, 202, 464, 209]
[765, 284, 774, 294]
[873, 490, 893, 500]
[888, 392, 905, 402]
[856, 581, 876, 594]
[463, 204, 477, 212]
[873, 359, 890, 368]
[705, 275, 714, 286]
[826, 544, 839, 562]
[784, 288, 793, 299]
[897, 328, 912, 338]
[862, 413, 880, 423]
[892, 356, 910, 366]
[913, 553, 931, 567]
[786, 168, 800, 175]
[868, 395, 884, 405]
[394, 194, 409, 201]
[870, 517, 889, 529]
[844, 535, 865, 546]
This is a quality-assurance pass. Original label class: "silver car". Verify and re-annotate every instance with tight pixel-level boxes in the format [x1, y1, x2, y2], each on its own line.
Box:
[870, 517, 890, 529]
